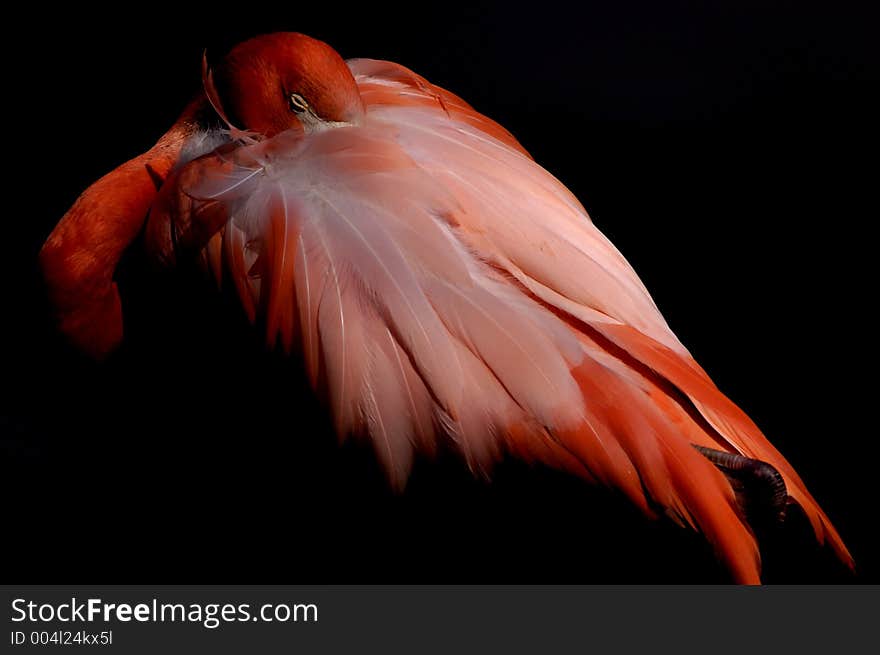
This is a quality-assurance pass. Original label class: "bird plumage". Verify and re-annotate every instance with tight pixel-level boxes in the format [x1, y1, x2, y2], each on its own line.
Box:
[43, 33, 852, 583]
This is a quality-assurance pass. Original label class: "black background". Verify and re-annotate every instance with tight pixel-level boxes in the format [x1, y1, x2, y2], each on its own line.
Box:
[3, 2, 877, 583]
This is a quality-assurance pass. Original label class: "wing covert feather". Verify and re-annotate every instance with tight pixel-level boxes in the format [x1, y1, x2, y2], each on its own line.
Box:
[156, 59, 850, 582]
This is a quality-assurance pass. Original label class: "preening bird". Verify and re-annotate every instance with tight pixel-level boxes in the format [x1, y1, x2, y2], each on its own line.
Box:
[40, 32, 852, 583]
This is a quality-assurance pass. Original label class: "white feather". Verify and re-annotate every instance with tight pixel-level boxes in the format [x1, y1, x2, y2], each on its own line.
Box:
[183, 61, 696, 483]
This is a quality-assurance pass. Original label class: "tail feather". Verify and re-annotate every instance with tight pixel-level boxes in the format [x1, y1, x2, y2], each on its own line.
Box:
[586, 322, 853, 572]
[559, 347, 762, 583]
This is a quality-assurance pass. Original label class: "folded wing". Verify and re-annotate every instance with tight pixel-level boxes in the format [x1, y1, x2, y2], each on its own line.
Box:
[146, 59, 851, 582]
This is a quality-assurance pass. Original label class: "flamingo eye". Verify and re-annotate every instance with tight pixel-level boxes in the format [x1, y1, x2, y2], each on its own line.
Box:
[289, 92, 310, 113]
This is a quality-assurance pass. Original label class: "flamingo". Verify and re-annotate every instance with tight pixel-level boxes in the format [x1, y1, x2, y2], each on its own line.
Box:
[39, 32, 852, 583]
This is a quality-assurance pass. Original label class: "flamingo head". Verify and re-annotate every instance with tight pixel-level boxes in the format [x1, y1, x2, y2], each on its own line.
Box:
[207, 32, 365, 137]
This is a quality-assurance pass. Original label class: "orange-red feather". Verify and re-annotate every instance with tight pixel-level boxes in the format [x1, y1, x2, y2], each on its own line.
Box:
[45, 34, 852, 584]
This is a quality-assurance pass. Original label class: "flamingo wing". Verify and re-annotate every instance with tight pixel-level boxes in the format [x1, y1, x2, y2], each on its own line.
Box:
[145, 59, 851, 583]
